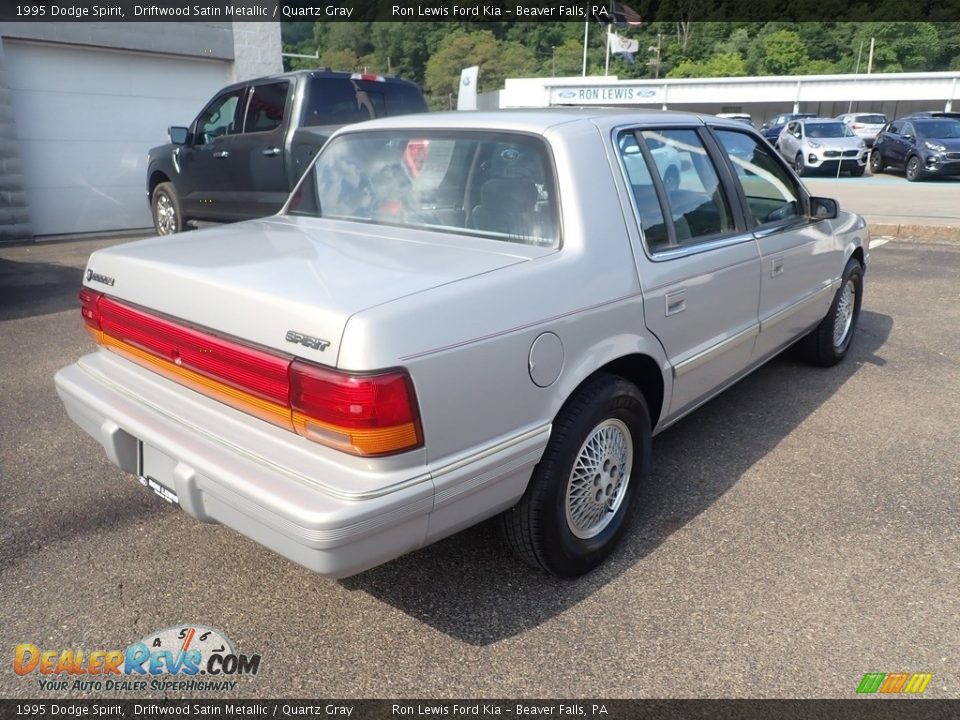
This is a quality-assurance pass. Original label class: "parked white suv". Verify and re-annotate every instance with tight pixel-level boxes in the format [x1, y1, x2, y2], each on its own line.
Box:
[835, 113, 888, 148]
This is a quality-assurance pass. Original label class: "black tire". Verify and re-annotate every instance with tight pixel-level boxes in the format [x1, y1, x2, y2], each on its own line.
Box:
[663, 166, 680, 192]
[798, 258, 864, 367]
[849, 166, 865, 177]
[152, 182, 185, 235]
[501, 374, 651, 577]
[795, 152, 808, 177]
[869, 150, 884, 174]
[905, 155, 923, 182]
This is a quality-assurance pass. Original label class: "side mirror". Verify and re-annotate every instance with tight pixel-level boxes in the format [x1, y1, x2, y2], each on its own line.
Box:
[168, 126, 189, 145]
[902, 134, 913, 142]
[810, 196, 838, 220]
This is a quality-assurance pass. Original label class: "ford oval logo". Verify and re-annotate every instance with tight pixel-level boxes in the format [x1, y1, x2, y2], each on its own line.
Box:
[556, 90, 577, 99]
[501, 149, 520, 161]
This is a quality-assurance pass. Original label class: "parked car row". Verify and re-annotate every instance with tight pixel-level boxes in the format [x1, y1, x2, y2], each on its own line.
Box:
[755, 109, 960, 181]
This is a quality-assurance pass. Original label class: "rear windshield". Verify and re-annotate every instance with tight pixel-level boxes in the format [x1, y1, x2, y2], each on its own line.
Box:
[287, 130, 559, 247]
[915, 119, 960, 138]
[854, 114, 887, 124]
[805, 122, 854, 138]
[300, 77, 427, 127]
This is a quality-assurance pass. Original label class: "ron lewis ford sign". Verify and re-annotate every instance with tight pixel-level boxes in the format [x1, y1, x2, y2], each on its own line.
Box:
[550, 85, 662, 105]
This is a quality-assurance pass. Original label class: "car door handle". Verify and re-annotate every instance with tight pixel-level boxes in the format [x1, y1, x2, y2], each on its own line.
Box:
[771, 257, 785, 277]
[665, 289, 687, 316]
[262, 147, 281, 157]
[213, 150, 230, 159]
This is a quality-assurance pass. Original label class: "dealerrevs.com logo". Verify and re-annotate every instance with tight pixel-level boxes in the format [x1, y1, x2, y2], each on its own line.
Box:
[14, 625, 261, 693]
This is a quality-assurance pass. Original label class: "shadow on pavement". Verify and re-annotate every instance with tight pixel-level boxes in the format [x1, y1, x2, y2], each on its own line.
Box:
[0, 258, 83, 322]
[340, 310, 893, 646]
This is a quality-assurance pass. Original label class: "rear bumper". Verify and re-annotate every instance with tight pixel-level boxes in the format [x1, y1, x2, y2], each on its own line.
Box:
[55, 352, 546, 577]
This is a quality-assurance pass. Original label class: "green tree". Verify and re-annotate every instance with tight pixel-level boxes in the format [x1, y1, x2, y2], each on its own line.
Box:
[854, 23, 941, 72]
[667, 52, 746, 78]
[424, 30, 536, 108]
[551, 38, 586, 77]
[755, 30, 810, 75]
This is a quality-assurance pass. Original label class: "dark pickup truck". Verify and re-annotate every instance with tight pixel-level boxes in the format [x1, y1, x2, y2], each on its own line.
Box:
[147, 69, 427, 235]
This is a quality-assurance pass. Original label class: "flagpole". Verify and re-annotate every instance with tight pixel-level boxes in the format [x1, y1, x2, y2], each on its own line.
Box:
[604, 0, 613, 75]
[582, 20, 589, 76]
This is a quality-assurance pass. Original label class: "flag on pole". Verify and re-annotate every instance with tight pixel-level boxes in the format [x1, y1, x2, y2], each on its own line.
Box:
[610, 1, 643, 26]
[608, 30, 639, 63]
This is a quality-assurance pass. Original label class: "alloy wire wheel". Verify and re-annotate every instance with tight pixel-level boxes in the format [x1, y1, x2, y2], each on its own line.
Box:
[870, 151, 883, 174]
[501, 374, 651, 577]
[564, 419, 633, 539]
[832, 279, 857, 350]
[151, 182, 184, 236]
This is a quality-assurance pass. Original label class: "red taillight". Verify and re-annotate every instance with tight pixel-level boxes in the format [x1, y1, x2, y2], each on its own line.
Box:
[80, 293, 422, 456]
[98, 297, 289, 405]
[290, 362, 421, 456]
[79, 288, 103, 333]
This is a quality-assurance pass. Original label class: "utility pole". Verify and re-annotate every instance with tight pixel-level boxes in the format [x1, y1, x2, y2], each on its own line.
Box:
[867, 38, 875, 74]
[647, 34, 662, 79]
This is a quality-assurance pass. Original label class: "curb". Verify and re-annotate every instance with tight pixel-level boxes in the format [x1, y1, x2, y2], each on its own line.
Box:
[868, 223, 960, 242]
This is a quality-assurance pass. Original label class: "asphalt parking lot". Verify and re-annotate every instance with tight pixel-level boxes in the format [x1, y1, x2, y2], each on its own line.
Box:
[1, 233, 958, 700]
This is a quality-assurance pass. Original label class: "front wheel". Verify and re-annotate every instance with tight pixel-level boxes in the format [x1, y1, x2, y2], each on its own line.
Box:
[905, 155, 923, 182]
[849, 166, 865, 177]
[501, 374, 651, 577]
[152, 182, 185, 236]
[869, 150, 884, 174]
[799, 258, 864, 367]
[795, 152, 808, 177]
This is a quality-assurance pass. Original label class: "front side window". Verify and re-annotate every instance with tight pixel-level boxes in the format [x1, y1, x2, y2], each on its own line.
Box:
[715, 129, 803, 226]
[288, 131, 558, 247]
[244, 82, 289, 133]
[196, 89, 244, 144]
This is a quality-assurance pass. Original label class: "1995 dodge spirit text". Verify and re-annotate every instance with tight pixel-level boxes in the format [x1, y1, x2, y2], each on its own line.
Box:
[56, 110, 868, 577]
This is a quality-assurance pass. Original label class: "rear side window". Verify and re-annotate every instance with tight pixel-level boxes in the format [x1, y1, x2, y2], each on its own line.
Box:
[855, 114, 887, 124]
[616, 128, 735, 253]
[244, 82, 289, 133]
[714, 129, 802, 226]
[301, 78, 427, 127]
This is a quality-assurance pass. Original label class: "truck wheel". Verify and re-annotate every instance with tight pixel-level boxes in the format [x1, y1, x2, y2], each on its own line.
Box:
[799, 257, 864, 367]
[152, 182, 185, 235]
[502, 374, 651, 577]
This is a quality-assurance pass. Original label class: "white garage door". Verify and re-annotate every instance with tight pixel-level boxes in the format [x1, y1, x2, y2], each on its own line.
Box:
[5, 41, 231, 236]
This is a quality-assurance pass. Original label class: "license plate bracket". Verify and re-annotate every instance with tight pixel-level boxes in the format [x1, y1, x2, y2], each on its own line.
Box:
[137, 441, 180, 505]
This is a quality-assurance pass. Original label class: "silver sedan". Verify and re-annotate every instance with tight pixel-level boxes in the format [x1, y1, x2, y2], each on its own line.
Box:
[56, 111, 869, 578]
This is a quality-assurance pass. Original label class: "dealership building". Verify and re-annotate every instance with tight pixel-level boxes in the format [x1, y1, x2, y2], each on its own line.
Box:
[0, 22, 281, 242]
[484, 70, 960, 121]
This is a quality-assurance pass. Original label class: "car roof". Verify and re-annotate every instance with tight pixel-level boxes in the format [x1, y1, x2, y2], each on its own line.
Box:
[216, 69, 421, 94]
[337, 108, 761, 136]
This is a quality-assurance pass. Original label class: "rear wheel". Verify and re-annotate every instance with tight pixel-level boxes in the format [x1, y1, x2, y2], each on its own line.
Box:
[799, 258, 864, 367]
[501, 374, 651, 577]
[905, 155, 923, 182]
[152, 182, 185, 236]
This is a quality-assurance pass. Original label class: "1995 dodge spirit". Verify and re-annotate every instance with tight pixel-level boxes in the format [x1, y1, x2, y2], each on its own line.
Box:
[56, 110, 868, 577]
